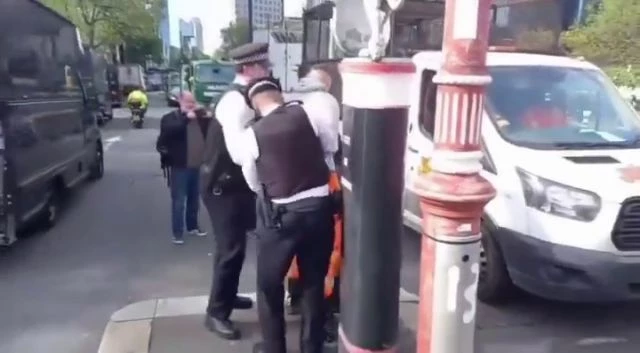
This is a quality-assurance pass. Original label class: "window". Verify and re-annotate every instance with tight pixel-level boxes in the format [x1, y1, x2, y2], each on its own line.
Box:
[418, 69, 437, 137]
[194, 64, 234, 83]
[495, 7, 510, 27]
[486, 66, 640, 150]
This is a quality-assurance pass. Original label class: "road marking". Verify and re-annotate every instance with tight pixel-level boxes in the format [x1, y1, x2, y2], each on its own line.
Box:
[576, 337, 628, 346]
[104, 136, 122, 151]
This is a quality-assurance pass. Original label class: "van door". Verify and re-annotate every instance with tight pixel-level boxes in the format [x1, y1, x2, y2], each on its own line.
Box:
[403, 69, 437, 232]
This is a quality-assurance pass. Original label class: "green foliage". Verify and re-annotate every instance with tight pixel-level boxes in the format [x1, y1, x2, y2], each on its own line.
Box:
[562, 0, 640, 66]
[40, 0, 164, 51]
[123, 36, 163, 65]
[191, 48, 211, 60]
[604, 66, 640, 88]
[216, 20, 251, 57]
[516, 29, 558, 52]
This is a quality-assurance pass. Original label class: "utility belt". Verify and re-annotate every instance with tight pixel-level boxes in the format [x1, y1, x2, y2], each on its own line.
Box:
[258, 188, 330, 230]
[210, 172, 250, 196]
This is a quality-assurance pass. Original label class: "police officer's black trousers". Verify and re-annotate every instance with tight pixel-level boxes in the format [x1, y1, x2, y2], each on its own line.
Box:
[203, 191, 256, 319]
[256, 196, 334, 353]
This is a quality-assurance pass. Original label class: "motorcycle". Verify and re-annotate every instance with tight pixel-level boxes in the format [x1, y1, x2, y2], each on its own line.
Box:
[129, 102, 144, 129]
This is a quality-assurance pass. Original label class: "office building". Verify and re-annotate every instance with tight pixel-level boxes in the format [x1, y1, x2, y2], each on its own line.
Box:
[158, 1, 171, 61]
[192, 17, 204, 52]
[235, 0, 284, 28]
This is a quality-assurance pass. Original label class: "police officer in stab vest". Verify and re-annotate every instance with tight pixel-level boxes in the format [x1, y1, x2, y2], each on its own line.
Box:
[234, 77, 338, 353]
[200, 43, 271, 340]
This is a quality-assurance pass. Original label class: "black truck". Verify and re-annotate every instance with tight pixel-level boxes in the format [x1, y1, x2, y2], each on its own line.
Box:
[0, 0, 104, 246]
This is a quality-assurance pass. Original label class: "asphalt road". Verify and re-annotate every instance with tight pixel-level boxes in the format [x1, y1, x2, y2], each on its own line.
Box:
[1, 100, 640, 353]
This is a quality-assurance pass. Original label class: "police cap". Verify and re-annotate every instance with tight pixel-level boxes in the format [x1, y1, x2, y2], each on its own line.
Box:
[244, 76, 282, 105]
[229, 42, 269, 65]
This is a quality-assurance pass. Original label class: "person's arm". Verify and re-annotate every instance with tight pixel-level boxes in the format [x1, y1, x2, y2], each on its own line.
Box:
[215, 90, 254, 165]
[160, 111, 188, 140]
[304, 94, 340, 170]
[156, 114, 170, 153]
[237, 127, 261, 193]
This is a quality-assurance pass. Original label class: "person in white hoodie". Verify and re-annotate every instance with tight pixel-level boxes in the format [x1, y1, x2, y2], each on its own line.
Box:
[285, 64, 343, 342]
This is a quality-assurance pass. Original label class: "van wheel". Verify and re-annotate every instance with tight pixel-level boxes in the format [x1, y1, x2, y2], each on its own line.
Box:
[477, 222, 514, 304]
[41, 188, 61, 229]
[89, 143, 104, 180]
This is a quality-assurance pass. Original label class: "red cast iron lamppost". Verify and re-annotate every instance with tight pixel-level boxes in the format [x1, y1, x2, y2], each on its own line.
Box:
[413, 0, 496, 353]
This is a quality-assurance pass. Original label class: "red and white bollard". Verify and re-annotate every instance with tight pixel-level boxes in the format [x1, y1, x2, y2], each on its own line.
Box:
[414, 1, 496, 353]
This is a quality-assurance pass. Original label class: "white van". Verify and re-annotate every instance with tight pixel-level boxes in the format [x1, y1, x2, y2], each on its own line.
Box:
[402, 50, 640, 303]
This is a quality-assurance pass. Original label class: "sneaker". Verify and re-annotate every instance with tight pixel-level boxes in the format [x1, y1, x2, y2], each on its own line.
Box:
[172, 237, 185, 245]
[187, 229, 207, 237]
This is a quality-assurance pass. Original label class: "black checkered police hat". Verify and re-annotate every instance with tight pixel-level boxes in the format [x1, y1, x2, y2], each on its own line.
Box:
[229, 42, 269, 65]
[244, 76, 282, 107]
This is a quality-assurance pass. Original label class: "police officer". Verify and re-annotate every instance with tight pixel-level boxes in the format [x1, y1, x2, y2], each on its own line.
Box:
[234, 77, 338, 353]
[200, 42, 271, 340]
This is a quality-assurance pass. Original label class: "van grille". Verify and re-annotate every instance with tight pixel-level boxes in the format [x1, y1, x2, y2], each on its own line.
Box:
[612, 198, 640, 251]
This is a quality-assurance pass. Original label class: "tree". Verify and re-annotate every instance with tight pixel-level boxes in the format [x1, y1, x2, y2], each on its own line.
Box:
[562, 0, 640, 66]
[41, 0, 164, 50]
[123, 36, 163, 65]
[216, 20, 251, 57]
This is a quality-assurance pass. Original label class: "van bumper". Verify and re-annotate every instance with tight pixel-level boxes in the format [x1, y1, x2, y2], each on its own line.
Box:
[496, 228, 640, 302]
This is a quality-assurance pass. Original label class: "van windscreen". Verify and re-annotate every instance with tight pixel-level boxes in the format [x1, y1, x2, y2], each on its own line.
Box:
[486, 66, 640, 150]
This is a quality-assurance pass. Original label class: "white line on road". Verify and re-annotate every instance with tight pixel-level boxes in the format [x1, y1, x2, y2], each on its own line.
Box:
[104, 136, 122, 151]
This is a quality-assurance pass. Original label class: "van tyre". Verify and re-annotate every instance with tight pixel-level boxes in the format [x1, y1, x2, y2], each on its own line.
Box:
[89, 143, 104, 180]
[477, 223, 515, 304]
[41, 188, 61, 229]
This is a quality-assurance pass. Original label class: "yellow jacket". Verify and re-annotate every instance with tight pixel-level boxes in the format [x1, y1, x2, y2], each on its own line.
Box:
[127, 90, 148, 108]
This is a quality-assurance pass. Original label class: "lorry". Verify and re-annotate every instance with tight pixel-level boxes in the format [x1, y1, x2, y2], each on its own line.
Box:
[117, 63, 146, 101]
[302, 0, 640, 303]
[146, 68, 163, 91]
[106, 64, 121, 107]
[0, 0, 104, 246]
[182, 60, 235, 106]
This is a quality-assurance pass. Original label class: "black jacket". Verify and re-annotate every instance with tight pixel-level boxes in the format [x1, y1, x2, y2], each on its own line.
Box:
[156, 109, 209, 169]
[198, 114, 252, 196]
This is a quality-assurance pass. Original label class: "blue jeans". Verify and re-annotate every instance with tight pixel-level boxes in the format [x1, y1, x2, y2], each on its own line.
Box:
[170, 167, 200, 238]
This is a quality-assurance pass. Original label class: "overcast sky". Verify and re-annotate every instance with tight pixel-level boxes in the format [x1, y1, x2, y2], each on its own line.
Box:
[171, 0, 304, 54]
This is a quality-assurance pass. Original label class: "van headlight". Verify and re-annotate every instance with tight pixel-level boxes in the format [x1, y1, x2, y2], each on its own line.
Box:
[516, 168, 601, 222]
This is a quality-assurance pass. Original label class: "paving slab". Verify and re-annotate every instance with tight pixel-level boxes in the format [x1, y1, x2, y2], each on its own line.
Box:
[149, 310, 339, 353]
[97, 320, 152, 353]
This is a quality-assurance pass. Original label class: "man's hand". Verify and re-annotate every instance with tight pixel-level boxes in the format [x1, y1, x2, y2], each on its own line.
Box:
[186, 110, 197, 119]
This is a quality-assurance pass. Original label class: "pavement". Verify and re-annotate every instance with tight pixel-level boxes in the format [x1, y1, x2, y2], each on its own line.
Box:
[2, 98, 640, 353]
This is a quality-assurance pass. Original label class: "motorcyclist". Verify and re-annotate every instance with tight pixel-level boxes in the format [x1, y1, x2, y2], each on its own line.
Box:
[127, 87, 149, 118]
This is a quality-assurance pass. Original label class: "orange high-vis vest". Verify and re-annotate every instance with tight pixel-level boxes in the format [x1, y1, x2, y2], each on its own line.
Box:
[287, 171, 343, 298]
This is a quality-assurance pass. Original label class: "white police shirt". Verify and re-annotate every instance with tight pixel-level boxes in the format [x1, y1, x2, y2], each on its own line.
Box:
[232, 99, 340, 204]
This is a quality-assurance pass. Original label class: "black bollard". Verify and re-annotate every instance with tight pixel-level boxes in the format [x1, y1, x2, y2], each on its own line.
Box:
[338, 58, 415, 353]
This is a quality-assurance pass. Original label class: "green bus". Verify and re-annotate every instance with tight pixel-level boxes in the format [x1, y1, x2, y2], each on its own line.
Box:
[183, 60, 235, 106]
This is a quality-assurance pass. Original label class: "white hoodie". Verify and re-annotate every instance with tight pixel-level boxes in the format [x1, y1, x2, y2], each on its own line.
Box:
[290, 76, 341, 170]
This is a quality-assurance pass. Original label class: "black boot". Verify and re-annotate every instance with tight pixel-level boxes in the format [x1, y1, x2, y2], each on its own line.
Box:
[204, 315, 240, 340]
[324, 312, 338, 344]
[233, 295, 253, 310]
